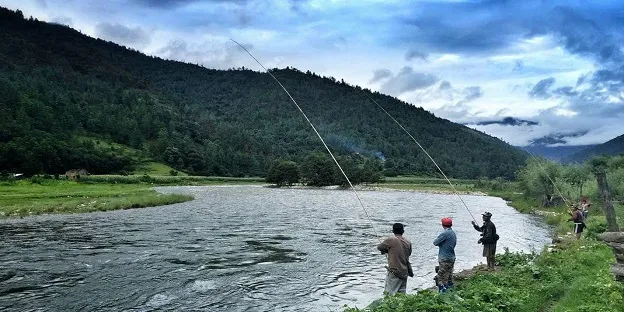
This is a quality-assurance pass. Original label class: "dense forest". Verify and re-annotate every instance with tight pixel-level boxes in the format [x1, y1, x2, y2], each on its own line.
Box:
[0, 7, 527, 179]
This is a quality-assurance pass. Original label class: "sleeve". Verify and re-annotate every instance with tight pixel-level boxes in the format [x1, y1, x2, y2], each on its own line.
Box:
[433, 232, 445, 246]
[377, 237, 392, 254]
[473, 223, 483, 232]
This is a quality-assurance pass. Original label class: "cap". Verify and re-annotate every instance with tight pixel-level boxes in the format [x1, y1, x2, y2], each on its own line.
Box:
[441, 217, 453, 227]
[482, 212, 492, 218]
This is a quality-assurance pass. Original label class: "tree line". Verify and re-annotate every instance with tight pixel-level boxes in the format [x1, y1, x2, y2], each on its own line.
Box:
[0, 7, 527, 179]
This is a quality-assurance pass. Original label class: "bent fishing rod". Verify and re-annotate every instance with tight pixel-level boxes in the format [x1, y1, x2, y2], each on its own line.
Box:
[230, 39, 382, 241]
[363, 94, 478, 224]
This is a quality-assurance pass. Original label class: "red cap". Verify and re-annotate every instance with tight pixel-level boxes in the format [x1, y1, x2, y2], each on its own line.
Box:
[441, 217, 453, 227]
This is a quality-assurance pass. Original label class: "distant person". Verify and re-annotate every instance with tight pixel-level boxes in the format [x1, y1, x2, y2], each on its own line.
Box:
[377, 223, 414, 295]
[472, 212, 499, 271]
[580, 197, 591, 220]
[568, 205, 585, 240]
[433, 217, 456, 293]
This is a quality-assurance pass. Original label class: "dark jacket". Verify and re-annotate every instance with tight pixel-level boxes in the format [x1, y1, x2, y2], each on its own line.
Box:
[473, 220, 498, 244]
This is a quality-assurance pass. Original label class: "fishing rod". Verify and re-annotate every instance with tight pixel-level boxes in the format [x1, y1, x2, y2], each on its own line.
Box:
[230, 39, 382, 241]
[364, 94, 478, 224]
[527, 152, 574, 215]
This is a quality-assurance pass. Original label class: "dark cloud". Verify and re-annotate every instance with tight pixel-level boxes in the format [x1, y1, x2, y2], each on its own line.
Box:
[476, 117, 539, 126]
[379, 66, 438, 95]
[552, 86, 577, 97]
[529, 130, 590, 146]
[95, 22, 151, 48]
[528, 77, 555, 99]
[405, 49, 428, 61]
[369, 69, 392, 83]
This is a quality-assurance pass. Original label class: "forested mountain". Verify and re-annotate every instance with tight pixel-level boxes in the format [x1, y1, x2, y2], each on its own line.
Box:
[563, 134, 624, 163]
[0, 7, 527, 179]
[519, 144, 595, 161]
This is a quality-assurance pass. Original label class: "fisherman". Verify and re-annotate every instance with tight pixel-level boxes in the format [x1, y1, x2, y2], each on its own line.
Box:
[580, 196, 591, 220]
[377, 223, 413, 295]
[471, 212, 498, 271]
[433, 217, 456, 292]
[568, 205, 585, 240]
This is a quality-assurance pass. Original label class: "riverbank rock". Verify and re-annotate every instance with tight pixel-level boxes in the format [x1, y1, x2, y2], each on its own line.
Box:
[598, 231, 624, 281]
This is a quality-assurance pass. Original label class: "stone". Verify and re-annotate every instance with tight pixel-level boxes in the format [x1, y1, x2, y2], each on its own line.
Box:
[599, 232, 624, 244]
[612, 264, 624, 281]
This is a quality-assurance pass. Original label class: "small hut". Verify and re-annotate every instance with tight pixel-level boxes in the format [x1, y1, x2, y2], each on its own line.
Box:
[65, 169, 89, 180]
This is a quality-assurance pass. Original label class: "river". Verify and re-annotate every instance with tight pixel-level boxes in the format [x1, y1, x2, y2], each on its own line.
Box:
[0, 185, 551, 311]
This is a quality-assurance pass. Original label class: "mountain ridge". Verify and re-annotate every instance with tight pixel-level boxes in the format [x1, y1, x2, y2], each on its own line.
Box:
[0, 7, 527, 178]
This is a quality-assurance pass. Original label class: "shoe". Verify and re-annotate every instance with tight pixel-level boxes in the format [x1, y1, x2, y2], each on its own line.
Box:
[446, 282, 454, 288]
[437, 285, 447, 293]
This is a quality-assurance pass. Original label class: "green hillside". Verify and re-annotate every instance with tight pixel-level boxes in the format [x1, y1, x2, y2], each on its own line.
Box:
[0, 7, 527, 179]
[564, 134, 624, 163]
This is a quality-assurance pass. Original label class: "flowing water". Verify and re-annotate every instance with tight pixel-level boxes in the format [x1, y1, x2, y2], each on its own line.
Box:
[0, 186, 551, 311]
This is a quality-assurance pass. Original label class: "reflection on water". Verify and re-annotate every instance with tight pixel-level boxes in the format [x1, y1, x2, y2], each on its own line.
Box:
[0, 186, 551, 311]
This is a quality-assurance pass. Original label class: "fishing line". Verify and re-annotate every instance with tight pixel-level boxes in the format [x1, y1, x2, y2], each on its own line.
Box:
[230, 39, 382, 241]
[364, 94, 478, 223]
[527, 152, 573, 214]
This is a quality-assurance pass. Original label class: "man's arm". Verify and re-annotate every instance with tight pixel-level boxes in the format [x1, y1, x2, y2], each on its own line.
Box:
[433, 232, 446, 246]
[377, 238, 391, 254]
[471, 221, 483, 232]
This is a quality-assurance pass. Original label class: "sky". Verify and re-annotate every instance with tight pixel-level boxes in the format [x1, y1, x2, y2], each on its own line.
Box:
[2, 0, 623, 147]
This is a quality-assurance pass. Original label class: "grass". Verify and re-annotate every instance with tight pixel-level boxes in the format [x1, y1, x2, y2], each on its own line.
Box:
[345, 242, 623, 312]
[0, 179, 193, 218]
[344, 180, 624, 312]
[132, 161, 189, 176]
[0, 174, 268, 218]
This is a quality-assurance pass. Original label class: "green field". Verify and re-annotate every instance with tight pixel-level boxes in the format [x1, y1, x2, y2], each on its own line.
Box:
[0, 175, 267, 218]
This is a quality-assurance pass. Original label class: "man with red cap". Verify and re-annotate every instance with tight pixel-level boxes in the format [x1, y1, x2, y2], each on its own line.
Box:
[377, 222, 414, 295]
[433, 217, 456, 292]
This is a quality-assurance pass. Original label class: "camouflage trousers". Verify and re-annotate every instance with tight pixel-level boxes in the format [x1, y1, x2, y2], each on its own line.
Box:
[436, 260, 455, 286]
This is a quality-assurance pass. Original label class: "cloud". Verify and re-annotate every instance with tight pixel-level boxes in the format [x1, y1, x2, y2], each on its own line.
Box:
[475, 117, 539, 127]
[379, 66, 438, 95]
[430, 85, 483, 121]
[528, 77, 556, 99]
[132, 0, 205, 8]
[156, 39, 253, 69]
[405, 49, 428, 62]
[461, 86, 482, 103]
[369, 69, 392, 83]
[51, 16, 73, 27]
[439, 81, 451, 90]
[94, 22, 151, 48]
[512, 60, 524, 72]
[528, 130, 590, 146]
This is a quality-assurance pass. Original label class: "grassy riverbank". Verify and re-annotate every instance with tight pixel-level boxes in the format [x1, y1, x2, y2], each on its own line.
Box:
[0, 175, 265, 218]
[345, 241, 623, 312]
[344, 184, 624, 312]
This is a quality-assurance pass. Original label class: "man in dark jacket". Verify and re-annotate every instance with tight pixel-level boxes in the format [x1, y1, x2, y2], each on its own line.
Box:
[472, 212, 498, 271]
[377, 223, 413, 295]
